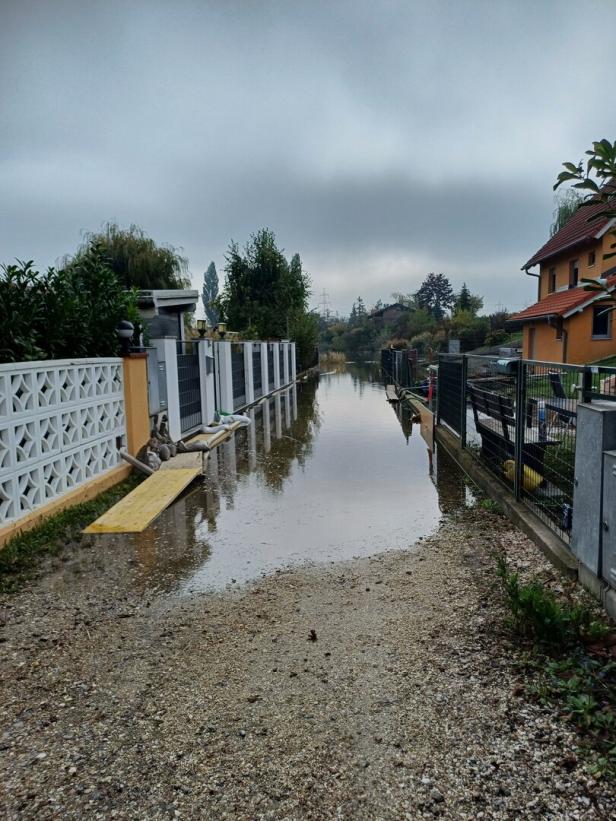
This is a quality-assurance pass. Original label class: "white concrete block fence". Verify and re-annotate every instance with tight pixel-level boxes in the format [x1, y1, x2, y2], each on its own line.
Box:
[0, 358, 126, 525]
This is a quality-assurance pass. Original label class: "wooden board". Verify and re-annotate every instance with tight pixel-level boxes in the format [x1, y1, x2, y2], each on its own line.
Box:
[386, 384, 399, 402]
[83, 468, 201, 533]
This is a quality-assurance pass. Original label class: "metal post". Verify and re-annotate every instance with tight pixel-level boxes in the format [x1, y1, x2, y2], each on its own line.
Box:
[582, 367, 593, 404]
[514, 360, 526, 501]
[460, 355, 468, 448]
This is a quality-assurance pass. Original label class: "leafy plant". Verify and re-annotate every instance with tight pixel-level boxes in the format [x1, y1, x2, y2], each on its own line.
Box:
[0, 252, 138, 364]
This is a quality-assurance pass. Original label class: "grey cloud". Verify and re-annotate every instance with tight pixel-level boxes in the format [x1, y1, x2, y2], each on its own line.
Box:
[1, 0, 615, 316]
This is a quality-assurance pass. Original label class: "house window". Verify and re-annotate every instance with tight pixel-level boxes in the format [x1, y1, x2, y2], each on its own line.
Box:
[555, 319, 563, 340]
[569, 259, 579, 288]
[592, 305, 612, 339]
[588, 250, 596, 267]
[548, 268, 556, 293]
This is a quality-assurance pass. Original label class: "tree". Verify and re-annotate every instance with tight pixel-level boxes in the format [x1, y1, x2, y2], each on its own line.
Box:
[69, 222, 190, 290]
[202, 261, 219, 325]
[454, 282, 483, 315]
[415, 273, 455, 320]
[555, 138, 616, 310]
[549, 188, 583, 236]
[217, 228, 311, 340]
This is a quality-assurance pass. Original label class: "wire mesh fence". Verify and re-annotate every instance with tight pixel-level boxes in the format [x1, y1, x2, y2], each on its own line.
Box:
[438, 353, 616, 544]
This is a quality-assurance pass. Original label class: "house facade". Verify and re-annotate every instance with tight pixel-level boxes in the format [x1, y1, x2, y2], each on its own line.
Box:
[370, 302, 410, 328]
[510, 200, 616, 364]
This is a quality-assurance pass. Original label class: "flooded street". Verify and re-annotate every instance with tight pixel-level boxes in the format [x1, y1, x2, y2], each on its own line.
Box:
[82, 363, 464, 598]
[151, 363, 447, 593]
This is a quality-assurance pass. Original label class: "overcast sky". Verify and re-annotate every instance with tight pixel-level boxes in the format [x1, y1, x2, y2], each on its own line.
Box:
[2, 0, 615, 317]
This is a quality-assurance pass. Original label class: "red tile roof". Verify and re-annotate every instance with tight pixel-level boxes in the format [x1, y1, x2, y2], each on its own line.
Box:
[510, 272, 616, 323]
[523, 198, 611, 269]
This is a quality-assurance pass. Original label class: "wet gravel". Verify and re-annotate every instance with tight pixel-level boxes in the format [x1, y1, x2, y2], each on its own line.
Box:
[1, 506, 615, 819]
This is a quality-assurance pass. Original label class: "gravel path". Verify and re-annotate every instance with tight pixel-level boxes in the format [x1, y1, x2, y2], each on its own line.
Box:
[1, 506, 615, 819]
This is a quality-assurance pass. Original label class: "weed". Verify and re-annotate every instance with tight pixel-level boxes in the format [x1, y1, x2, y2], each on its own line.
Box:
[0, 475, 140, 593]
[479, 498, 501, 514]
[496, 555, 616, 778]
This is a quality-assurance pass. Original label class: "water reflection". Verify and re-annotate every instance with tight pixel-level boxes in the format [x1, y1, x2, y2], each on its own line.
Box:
[125, 364, 470, 595]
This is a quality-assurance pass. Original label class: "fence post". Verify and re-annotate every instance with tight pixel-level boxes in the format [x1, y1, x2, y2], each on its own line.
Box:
[436, 355, 441, 426]
[215, 341, 234, 413]
[273, 342, 281, 389]
[152, 337, 182, 442]
[260, 342, 269, 392]
[460, 355, 468, 448]
[582, 367, 593, 403]
[513, 360, 526, 501]
[198, 339, 216, 426]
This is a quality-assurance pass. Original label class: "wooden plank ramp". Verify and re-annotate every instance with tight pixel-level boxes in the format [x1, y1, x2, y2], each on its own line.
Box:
[84, 468, 200, 533]
[386, 384, 399, 403]
[85, 420, 246, 533]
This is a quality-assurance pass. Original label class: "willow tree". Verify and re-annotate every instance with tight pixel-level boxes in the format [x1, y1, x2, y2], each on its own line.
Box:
[69, 222, 190, 290]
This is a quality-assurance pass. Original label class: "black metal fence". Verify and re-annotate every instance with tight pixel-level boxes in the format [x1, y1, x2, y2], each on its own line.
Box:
[380, 348, 417, 388]
[177, 340, 202, 433]
[268, 344, 275, 390]
[252, 344, 263, 398]
[231, 343, 246, 409]
[438, 353, 616, 543]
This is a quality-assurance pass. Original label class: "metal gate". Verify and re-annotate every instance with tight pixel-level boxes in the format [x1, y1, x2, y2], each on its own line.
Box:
[252, 344, 263, 398]
[232, 344, 246, 409]
[268, 344, 275, 390]
[437, 354, 464, 436]
[177, 342, 202, 433]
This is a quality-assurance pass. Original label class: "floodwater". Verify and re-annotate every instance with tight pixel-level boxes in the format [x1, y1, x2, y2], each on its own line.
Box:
[110, 362, 469, 596]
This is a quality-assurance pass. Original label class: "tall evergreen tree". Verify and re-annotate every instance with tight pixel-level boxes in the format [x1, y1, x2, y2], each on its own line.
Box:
[454, 282, 483, 315]
[202, 261, 219, 325]
[415, 273, 455, 320]
[218, 228, 310, 338]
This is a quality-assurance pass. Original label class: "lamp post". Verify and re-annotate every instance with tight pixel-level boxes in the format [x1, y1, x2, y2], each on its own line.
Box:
[116, 320, 134, 355]
[197, 319, 207, 338]
[217, 322, 227, 340]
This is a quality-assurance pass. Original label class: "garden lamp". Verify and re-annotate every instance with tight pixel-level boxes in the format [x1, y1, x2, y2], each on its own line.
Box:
[217, 322, 227, 339]
[197, 319, 207, 338]
[116, 320, 134, 354]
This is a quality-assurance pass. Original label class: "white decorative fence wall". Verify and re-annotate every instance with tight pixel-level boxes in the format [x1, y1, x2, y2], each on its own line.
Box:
[0, 358, 125, 524]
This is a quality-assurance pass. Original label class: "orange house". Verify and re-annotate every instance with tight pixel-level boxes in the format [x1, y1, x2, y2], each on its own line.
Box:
[510, 200, 616, 364]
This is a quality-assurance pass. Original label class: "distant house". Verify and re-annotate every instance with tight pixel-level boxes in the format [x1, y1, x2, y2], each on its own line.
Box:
[509, 199, 616, 364]
[370, 302, 410, 328]
[137, 289, 199, 340]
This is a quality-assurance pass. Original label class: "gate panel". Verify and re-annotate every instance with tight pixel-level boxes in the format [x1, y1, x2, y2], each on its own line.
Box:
[438, 355, 463, 436]
[268, 345, 275, 390]
[232, 344, 246, 409]
[177, 344, 201, 433]
[253, 344, 263, 398]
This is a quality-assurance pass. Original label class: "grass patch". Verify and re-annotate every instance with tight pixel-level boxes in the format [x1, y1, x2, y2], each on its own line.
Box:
[0, 474, 141, 594]
[497, 556, 616, 778]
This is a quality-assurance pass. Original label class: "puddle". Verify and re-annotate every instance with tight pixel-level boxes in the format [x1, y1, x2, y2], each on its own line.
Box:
[89, 363, 469, 595]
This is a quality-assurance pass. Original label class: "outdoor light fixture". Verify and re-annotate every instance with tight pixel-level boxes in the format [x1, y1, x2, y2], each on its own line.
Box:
[115, 320, 134, 354]
[217, 322, 227, 339]
[197, 319, 207, 338]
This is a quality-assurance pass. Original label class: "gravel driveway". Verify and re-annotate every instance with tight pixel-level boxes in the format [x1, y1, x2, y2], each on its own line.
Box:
[1, 506, 615, 819]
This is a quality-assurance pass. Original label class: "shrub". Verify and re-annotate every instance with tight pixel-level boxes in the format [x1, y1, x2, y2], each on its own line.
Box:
[0, 251, 138, 363]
